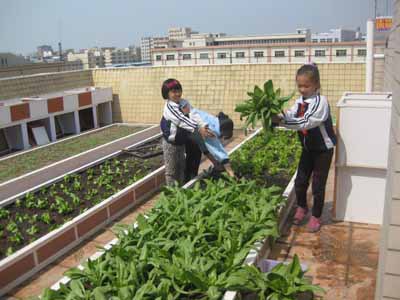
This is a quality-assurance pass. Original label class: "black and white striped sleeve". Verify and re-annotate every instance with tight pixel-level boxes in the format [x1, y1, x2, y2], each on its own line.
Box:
[281, 95, 329, 130]
[164, 102, 198, 132]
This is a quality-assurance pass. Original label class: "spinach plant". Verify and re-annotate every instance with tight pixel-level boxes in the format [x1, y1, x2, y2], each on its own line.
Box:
[235, 80, 294, 132]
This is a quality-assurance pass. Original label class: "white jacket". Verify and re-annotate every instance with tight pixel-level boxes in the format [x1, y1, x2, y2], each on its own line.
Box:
[282, 94, 330, 130]
[281, 94, 337, 151]
[162, 99, 207, 143]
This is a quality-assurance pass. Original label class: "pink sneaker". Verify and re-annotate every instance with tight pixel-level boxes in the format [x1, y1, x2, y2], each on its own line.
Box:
[307, 216, 321, 232]
[293, 207, 308, 225]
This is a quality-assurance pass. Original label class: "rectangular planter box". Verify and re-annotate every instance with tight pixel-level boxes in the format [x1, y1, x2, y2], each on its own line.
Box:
[47, 128, 298, 300]
[0, 133, 164, 297]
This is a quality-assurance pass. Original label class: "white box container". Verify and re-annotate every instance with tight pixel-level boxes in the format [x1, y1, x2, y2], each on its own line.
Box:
[335, 167, 387, 224]
[336, 92, 392, 169]
[335, 92, 392, 224]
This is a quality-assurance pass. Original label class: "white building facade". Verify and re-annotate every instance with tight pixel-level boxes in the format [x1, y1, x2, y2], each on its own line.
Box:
[66, 50, 96, 69]
[151, 41, 383, 66]
[311, 28, 360, 43]
[212, 30, 311, 47]
[140, 37, 153, 62]
[141, 28, 225, 62]
[168, 27, 192, 41]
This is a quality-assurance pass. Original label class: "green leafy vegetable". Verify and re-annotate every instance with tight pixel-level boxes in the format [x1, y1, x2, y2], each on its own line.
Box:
[235, 80, 294, 132]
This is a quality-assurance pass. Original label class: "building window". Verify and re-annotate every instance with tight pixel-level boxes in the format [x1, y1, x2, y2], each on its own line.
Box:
[334, 38, 339, 42]
[357, 49, 367, 56]
[217, 53, 227, 59]
[254, 51, 264, 58]
[166, 54, 175, 61]
[312, 39, 318, 43]
[327, 38, 333, 43]
[274, 51, 285, 57]
[320, 38, 326, 42]
[294, 50, 305, 57]
[336, 49, 347, 57]
[156, 55, 162, 61]
[235, 52, 245, 58]
[199, 53, 209, 59]
[182, 54, 192, 60]
[315, 50, 326, 57]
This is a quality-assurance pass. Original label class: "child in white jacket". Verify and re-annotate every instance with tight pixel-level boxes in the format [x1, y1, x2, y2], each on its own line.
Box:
[274, 63, 336, 232]
[160, 79, 215, 185]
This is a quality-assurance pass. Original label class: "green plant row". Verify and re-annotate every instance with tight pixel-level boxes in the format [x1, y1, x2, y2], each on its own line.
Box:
[231, 130, 301, 188]
[0, 155, 159, 258]
[41, 177, 323, 300]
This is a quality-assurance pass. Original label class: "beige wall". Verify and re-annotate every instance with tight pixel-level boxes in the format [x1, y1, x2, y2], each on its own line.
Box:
[93, 63, 371, 125]
[376, 1, 400, 299]
[0, 70, 93, 100]
[0, 61, 384, 127]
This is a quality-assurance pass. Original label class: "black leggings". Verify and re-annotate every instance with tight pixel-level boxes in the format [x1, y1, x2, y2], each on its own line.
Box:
[295, 148, 334, 218]
[184, 137, 202, 182]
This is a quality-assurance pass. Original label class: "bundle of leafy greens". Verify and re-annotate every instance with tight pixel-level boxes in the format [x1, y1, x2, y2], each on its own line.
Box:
[235, 80, 294, 132]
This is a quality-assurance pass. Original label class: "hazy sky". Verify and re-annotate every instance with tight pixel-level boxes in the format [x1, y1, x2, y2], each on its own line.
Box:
[0, 0, 394, 55]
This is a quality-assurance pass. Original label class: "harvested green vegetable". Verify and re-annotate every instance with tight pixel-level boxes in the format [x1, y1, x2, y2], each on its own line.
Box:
[235, 80, 294, 132]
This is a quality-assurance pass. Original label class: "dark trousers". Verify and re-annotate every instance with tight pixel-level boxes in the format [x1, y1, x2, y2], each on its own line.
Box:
[184, 137, 202, 182]
[295, 148, 334, 218]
